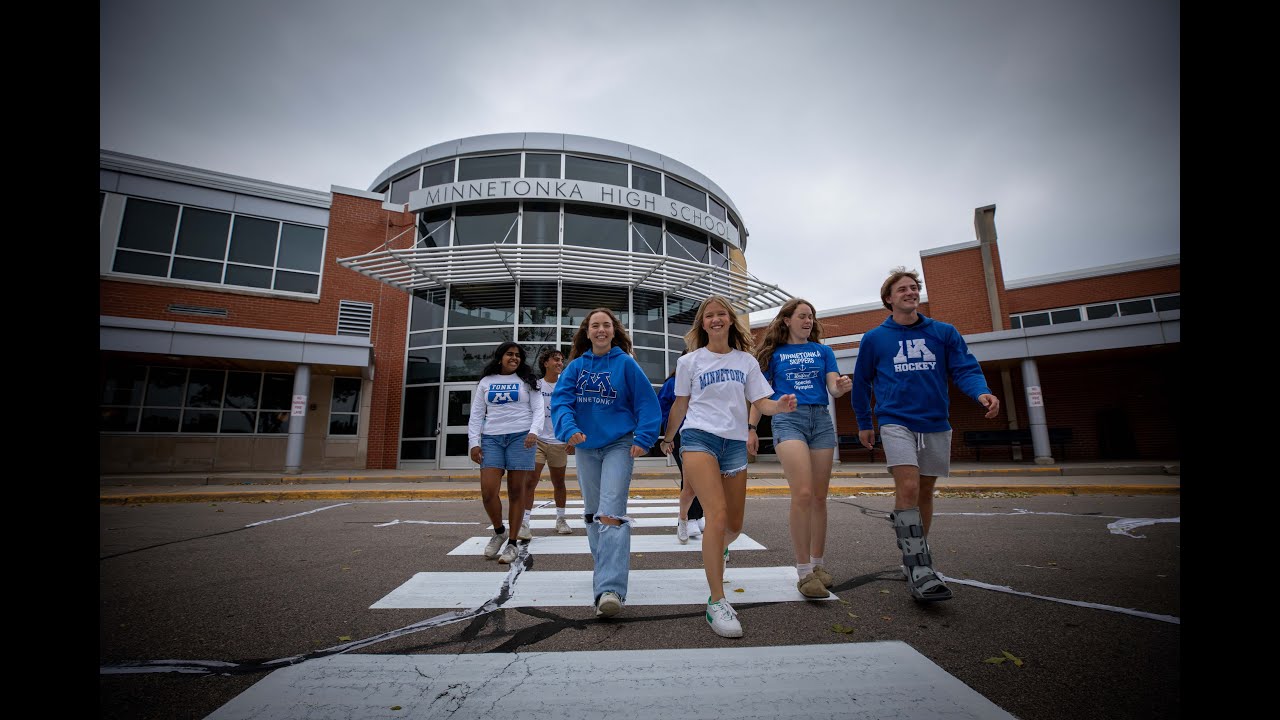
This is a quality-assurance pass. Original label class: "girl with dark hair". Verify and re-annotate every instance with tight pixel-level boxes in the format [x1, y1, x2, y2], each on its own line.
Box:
[523, 346, 573, 538]
[749, 298, 851, 598]
[469, 342, 543, 565]
[550, 308, 661, 619]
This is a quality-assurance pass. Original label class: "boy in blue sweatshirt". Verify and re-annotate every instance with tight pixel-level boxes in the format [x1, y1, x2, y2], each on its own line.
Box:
[850, 267, 1000, 602]
[551, 308, 661, 619]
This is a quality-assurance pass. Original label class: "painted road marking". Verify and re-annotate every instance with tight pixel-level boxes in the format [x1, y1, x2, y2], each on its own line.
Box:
[447, 533, 764, 556]
[204, 642, 1015, 719]
[371, 566, 831, 609]
[527, 517, 683, 529]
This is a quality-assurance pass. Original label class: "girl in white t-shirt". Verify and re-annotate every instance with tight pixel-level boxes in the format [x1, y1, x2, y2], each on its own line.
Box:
[661, 295, 797, 638]
[468, 342, 544, 565]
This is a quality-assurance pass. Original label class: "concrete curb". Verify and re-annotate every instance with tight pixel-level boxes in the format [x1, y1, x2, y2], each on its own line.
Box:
[100, 483, 1180, 505]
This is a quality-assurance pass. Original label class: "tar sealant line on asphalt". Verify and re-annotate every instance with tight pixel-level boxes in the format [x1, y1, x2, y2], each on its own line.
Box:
[940, 575, 1180, 625]
[100, 549, 534, 677]
[373, 519, 484, 527]
[1106, 517, 1180, 538]
[244, 503, 351, 527]
[934, 509, 1181, 539]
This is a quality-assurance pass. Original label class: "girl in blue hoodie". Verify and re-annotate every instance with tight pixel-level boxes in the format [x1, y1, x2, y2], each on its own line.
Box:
[550, 307, 661, 620]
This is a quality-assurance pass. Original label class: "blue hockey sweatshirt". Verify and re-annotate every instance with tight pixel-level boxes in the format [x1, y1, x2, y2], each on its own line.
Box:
[850, 315, 992, 433]
[551, 345, 661, 450]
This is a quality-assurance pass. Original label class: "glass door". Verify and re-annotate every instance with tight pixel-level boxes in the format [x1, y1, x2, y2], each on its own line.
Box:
[440, 382, 478, 469]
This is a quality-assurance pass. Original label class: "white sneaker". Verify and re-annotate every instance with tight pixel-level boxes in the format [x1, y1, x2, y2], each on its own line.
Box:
[555, 516, 572, 535]
[483, 533, 505, 560]
[697, 517, 706, 533]
[706, 597, 743, 638]
[517, 523, 532, 541]
[687, 519, 702, 538]
[596, 591, 623, 618]
[677, 519, 689, 544]
[497, 541, 519, 564]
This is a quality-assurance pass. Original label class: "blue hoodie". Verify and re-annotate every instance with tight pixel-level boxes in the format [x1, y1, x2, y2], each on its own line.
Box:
[551, 345, 661, 450]
[850, 315, 991, 433]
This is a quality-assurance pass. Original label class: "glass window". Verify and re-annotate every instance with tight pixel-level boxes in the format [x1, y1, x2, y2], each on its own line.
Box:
[1020, 312, 1051, 328]
[566, 155, 627, 185]
[422, 160, 455, 187]
[1086, 303, 1119, 320]
[101, 365, 146, 405]
[389, 171, 419, 205]
[632, 166, 661, 193]
[667, 225, 708, 263]
[520, 281, 558, 324]
[454, 203, 519, 245]
[258, 410, 289, 434]
[562, 283, 628, 328]
[273, 270, 319, 294]
[175, 207, 230, 260]
[444, 344, 500, 382]
[563, 204, 627, 251]
[224, 372, 261, 409]
[633, 348, 667, 384]
[170, 258, 223, 284]
[408, 330, 443, 348]
[458, 154, 520, 181]
[667, 295, 700, 340]
[140, 408, 180, 433]
[113, 251, 170, 277]
[145, 368, 185, 407]
[277, 224, 324, 272]
[633, 289, 665, 332]
[185, 370, 225, 408]
[220, 409, 256, 433]
[448, 327, 512, 344]
[1050, 308, 1081, 324]
[709, 197, 726, 221]
[709, 239, 728, 269]
[402, 385, 440, 439]
[1009, 316, 1021, 330]
[664, 175, 707, 211]
[330, 377, 361, 436]
[525, 153, 560, 179]
[632, 331, 665, 348]
[1153, 294, 1180, 311]
[118, 198, 179, 253]
[632, 215, 663, 254]
[401, 440, 437, 460]
[228, 216, 279, 266]
[100, 406, 139, 432]
[411, 288, 447, 332]
[181, 410, 219, 433]
[448, 285, 515, 327]
[416, 208, 452, 248]
[519, 327, 559, 342]
[261, 374, 294, 410]
[522, 202, 559, 245]
[1119, 299, 1154, 316]
[225, 264, 273, 289]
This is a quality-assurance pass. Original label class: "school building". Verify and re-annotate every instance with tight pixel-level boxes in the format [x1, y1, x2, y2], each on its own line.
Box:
[99, 135, 1178, 473]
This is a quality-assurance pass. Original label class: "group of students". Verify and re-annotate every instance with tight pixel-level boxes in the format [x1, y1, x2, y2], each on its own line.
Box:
[466, 266, 1000, 638]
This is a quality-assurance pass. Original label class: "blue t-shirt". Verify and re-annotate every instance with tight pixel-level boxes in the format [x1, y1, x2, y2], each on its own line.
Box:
[765, 342, 839, 406]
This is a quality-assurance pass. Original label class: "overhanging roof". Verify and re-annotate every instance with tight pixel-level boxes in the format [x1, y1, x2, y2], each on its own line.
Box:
[336, 243, 793, 314]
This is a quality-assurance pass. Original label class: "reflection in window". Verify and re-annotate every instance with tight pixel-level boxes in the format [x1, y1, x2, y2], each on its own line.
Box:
[277, 225, 322, 272]
[633, 348, 667, 384]
[330, 377, 361, 435]
[525, 153, 560, 179]
[632, 215, 663, 254]
[520, 281, 558, 324]
[416, 208, 452, 248]
[422, 160, 455, 188]
[709, 197, 726, 221]
[563, 204, 627, 251]
[1086, 304, 1119, 320]
[521, 202, 559, 245]
[667, 225, 707, 263]
[667, 295, 700, 340]
[633, 289, 665, 332]
[412, 288, 447, 332]
[406, 348, 443, 384]
[632, 166, 661, 193]
[402, 386, 440, 439]
[448, 285, 515, 327]
[100, 366, 293, 434]
[389, 170, 420, 205]
[1118, 299, 1154, 316]
[562, 283, 628, 328]
[454, 203, 518, 246]
[444, 344, 500, 382]
[566, 155, 627, 185]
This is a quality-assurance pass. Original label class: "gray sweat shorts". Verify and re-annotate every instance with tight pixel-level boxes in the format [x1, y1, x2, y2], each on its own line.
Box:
[880, 423, 952, 478]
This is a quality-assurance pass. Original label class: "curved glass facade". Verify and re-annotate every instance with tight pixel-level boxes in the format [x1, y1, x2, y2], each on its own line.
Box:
[376, 140, 749, 467]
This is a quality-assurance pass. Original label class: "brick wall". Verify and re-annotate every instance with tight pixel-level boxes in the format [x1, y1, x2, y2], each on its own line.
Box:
[1005, 265, 1179, 313]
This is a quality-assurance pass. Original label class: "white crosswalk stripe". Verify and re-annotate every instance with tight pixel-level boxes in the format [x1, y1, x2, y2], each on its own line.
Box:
[372, 567, 832, 608]
[448, 533, 763, 555]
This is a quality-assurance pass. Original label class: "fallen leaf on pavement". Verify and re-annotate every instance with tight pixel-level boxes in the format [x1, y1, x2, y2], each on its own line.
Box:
[733, 588, 745, 593]
[1001, 650, 1024, 667]
[984, 657, 1007, 665]
[830, 624, 855, 634]
[338, 636, 352, 641]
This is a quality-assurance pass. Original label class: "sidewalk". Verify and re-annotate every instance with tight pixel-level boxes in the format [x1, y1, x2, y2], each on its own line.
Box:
[100, 460, 1180, 504]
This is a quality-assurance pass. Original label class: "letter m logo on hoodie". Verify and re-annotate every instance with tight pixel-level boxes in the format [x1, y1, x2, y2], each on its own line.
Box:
[893, 339, 936, 363]
[575, 371, 617, 399]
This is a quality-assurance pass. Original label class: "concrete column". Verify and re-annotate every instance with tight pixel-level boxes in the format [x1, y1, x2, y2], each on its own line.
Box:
[1000, 368, 1022, 461]
[1019, 358, 1053, 464]
[285, 364, 312, 473]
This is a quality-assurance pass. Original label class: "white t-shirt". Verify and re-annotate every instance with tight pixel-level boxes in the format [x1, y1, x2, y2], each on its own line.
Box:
[468, 374, 544, 449]
[535, 378, 564, 444]
[675, 347, 773, 441]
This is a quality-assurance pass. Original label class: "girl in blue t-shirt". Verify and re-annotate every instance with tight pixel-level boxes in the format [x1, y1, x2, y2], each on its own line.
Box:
[749, 299, 852, 598]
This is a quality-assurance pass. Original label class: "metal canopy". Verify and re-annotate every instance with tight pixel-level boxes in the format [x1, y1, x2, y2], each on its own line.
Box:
[337, 243, 793, 314]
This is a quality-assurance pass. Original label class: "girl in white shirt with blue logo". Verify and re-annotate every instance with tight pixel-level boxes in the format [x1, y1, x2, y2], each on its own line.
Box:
[661, 295, 797, 638]
[468, 342, 543, 566]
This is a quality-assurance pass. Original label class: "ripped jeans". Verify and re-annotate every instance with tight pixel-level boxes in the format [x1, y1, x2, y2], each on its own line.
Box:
[575, 433, 635, 603]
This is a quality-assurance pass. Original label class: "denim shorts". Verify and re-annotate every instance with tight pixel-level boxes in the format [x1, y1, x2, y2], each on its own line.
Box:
[679, 427, 748, 476]
[770, 404, 836, 449]
[480, 431, 536, 471]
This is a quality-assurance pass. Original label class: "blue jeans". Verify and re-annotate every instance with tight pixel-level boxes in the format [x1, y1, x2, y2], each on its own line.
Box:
[575, 434, 636, 602]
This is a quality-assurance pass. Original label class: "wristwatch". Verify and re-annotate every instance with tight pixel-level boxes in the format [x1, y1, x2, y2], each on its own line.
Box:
[747, 424, 757, 431]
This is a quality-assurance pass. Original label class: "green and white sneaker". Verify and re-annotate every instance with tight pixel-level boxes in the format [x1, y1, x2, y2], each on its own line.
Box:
[706, 596, 743, 638]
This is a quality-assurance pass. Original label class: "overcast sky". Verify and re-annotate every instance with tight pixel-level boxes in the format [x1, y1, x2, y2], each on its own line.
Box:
[100, 0, 1179, 324]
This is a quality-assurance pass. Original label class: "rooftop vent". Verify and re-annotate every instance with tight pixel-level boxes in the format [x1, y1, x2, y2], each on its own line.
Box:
[167, 304, 228, 317]
[338, 300, 374, 337]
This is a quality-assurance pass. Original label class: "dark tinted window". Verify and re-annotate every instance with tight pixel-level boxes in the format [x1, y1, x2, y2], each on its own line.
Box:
[444, 344, 500, 382]
[632, 215, 663, 253]
[1153, 294, 1180, 311]
[520, 281, 558, 324]
[1020, 312, 1051, 328]
[416, 208, 451, 248]
[664, 175, 706, 211]
[228, 216, 279, 266]
[389, 171, 419, 205]
[402, 386, 440, 438]
[277, 224, 324, 272]
[273, 270, 319, 294]
[1050, 308, 1081, 324]
[454, 203, 519, 245]
[566, 156, 627, 185]
[1119, 299, 1154, 316]
[525, 153, 560, 179]
[667, 225, 707, 262]
[632, 166, 661, 193]
[1086, 303, 1119, 320]
[458, 154, 520, 181]
[423, 160, 455, 187]
[119, 198, 179, 253]
[406, 349, 443, 384]
[113, 251, 170, 277]
[145, 368, 186, 407]
[448, 285, 515, 326]
[563, 204, 627, 251]
[175, 207, 230, 260]
[411, 288, 447, 332]
[633, 289, 665, 331]
[225, 264, 272, 289]
[561, 283, 628, 327]
[184, 370, 225, 408]
[522, 202, 559, 245]
[709, 197, 726, 221]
